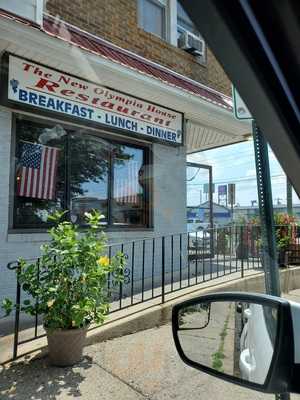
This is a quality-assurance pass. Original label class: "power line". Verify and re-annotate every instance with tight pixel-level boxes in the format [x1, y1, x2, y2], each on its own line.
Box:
[189, 147, 280, 165]
[187, 173, 286, 185]
[189, 151, 255, 165]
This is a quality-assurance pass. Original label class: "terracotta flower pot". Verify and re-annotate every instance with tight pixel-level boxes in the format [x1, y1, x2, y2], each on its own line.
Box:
[46, 327, 88, 367]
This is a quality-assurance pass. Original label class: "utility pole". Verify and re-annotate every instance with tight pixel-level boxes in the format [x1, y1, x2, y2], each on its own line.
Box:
[253, 121, 280, 294]
[233, 89, 289, 400]
[252, 121, 289, 400]
[287, 178, 293, 216]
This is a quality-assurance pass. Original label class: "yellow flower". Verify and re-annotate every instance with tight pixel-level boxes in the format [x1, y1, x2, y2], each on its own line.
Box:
[72, 320, 76, 327]
[97, 256, 110, 267]
[47, 299, 55, 308]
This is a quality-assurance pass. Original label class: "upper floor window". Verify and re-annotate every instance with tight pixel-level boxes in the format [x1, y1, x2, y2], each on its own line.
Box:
[176, 1, 206, 64]
[137, 1, 206, 64]
[138, 0, 167, 39]
[176, 1, 199, 38]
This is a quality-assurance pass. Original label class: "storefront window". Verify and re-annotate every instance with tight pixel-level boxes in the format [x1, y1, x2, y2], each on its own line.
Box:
[13, 116, 150, 229]
[14, 117, 66, 228]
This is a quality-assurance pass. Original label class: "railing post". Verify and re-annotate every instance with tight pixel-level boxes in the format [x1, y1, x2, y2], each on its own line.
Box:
[107, 245, 112, 294]
[141, 240, 145, 302]
[34, 258, 40, 338]
[241, 226, 244, 278]
[179, 234, 182, 289]
[152, 238, 155, 298]
[13, 261, 21, 360]
[130, 242, 135, 305]
[162, 236, 165, 304]
[119, 244, 124, 310]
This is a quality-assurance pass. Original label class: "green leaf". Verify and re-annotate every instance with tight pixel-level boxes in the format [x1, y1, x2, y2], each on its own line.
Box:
[5, 208, 124, 328]
[2, 298, 13, 316]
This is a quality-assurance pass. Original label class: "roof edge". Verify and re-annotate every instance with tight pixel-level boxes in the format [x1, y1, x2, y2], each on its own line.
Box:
[42, 13, 232, 104]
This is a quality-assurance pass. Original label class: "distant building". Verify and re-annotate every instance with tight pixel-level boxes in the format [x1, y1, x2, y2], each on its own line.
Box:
[233, 204, 300, 222]
[187, 201, 231, 228]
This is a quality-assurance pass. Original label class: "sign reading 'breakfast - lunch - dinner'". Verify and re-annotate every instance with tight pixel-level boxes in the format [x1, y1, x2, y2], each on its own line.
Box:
[8, 55, 183, 145]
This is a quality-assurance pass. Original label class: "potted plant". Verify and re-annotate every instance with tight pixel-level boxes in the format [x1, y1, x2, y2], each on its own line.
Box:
[274, 213, 297, 267]
[2, 210, 125, 366]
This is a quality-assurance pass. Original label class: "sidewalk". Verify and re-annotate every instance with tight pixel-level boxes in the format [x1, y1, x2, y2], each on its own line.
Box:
[1, 267, 262, 364]
[0, 321, 272, 400]
[1, 288, 299, 400]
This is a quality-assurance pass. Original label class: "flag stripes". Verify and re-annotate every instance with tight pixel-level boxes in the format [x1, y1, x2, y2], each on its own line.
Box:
[16, 141, 59, 200]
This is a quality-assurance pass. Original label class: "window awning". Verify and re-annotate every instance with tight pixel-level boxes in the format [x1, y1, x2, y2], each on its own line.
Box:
[186, 120, 251, 152]
[42, 14, 232, 111]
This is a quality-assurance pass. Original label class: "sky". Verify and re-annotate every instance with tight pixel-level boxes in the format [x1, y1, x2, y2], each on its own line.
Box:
[187, 140, 299, 207]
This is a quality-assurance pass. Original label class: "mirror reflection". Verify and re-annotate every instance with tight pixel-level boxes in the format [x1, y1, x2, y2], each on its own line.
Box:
[177, 300, 278, 385]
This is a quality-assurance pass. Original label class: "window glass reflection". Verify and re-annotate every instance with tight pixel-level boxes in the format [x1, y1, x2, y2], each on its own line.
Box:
[112, 146, 145, 226]
[13, 117, 149, 229]
[70, 133, 109, 225]
[14, 117, 65, 228]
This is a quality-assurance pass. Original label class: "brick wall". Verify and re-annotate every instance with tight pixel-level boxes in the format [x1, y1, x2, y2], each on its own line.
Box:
[45, 0, 231, 95]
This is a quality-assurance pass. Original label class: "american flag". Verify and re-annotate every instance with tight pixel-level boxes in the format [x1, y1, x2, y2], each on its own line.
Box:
[16, 141, 59, 200]
[114, 160, 141, 204]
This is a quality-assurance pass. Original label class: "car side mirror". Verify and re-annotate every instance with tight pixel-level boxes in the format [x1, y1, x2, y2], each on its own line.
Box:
[172, 292, 300, 394]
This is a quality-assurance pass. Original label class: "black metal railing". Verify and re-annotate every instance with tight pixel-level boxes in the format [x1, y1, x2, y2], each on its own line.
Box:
[3, 224, 269, 359]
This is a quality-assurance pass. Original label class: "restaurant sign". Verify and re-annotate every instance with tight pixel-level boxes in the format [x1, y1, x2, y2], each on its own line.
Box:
[7, 55, 183, 145]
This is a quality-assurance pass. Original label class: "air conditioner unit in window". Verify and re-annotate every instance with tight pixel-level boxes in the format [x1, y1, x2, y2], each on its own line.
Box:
[178, 31, 205, 56]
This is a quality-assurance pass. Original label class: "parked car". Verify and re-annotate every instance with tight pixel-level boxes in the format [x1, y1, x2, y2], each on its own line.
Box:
[239, 303, 276, 384]
[188, 227, 210, 250]
[187, 218, 204, 233]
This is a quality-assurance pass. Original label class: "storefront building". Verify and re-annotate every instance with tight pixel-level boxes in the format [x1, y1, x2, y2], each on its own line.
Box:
[0, 1, 250, 304]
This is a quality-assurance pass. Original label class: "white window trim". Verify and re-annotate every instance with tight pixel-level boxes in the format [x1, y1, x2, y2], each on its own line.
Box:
[36, 0, 44, 26]
[169, 0, 178, 46]
[0, 0, 44, 26]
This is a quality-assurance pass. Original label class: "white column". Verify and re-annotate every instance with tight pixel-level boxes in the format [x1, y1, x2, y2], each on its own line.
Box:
[0, 107, 12, 239]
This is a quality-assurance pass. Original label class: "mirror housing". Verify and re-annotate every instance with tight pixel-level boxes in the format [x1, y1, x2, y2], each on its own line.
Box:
[172, 292, 298, 394]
